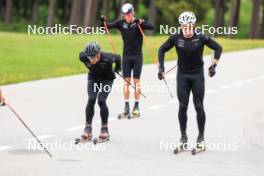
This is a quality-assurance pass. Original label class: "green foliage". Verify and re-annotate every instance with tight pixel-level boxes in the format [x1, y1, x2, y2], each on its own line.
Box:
[156, 0, 211, 26]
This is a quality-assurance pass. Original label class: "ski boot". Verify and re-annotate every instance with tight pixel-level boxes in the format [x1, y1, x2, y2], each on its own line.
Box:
[75, 125, 92, 144]
[191, 135, 206, 155]
[174, 134, 188, 154]
[93, 126, 110, 144]
[118, 102, 130, 119]
[130, 102, 140, 119]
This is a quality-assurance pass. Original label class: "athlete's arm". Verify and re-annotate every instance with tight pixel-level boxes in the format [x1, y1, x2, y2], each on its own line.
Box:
[112, 54, 121, 72]
[158, 35, 175, 72]
[137, 19, 154, 30]
[106, 19, 121, 29]
[203, 35, 222, 63]
[79, 52, 91, 69]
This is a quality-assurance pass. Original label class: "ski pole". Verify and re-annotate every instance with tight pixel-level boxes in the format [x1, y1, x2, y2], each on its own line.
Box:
[137, 24, 174, 98]
[5, 101, 52, 158]
[102, 21, 116, 53]
[165, 65, 177, 75]
[116, 72, 146, 98]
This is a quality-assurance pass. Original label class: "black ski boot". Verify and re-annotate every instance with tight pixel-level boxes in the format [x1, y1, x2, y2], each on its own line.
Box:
[131, 102, 140, 118]
[75, 124, 92, 144]
[93, 126, 110, 144]
[118, 102, 130, 119]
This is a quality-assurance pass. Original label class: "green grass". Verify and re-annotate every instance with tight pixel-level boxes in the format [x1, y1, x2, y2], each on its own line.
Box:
[0, 31, 264, 85]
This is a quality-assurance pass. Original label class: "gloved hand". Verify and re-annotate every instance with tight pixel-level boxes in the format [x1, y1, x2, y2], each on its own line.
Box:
[134, 18, 144, 24]
[158, 68, 164, 80]
[79, 52, 89, 63]
[208, 64, 217, 77]
[114, 67, 121, 73]
[100, 15, 107, 23]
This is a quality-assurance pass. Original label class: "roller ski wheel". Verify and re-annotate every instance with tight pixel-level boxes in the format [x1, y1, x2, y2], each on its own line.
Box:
[118, 112, 130, 119]
[130, 109, 140, 119]
[75, 125, 92, 144]
[174, 135, 188, 154]
[74, 134, 92, 144]
[191, 136, 206, 155]
[93, 127, 110, 145]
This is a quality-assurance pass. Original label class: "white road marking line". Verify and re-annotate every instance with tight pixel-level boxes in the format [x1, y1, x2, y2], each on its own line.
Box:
[245, 79, 253, 83]
[148, 105, 165, 110]
[205, 89, 218, 94]
[0, 146, 12, 151]
[232, 82, 244, 86]
[219, 85, 231, 89]
[28, 135, 54, 141]
[256, 76, 264, 80]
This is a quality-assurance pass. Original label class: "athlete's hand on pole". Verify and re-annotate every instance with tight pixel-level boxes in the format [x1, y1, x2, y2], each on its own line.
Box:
[0, 98, 5, 106]
[208, 63, 217, 77]
[100, 15, 107, 23]
[114, 66, 121, 74]
[158, 70, 165, 80]
[134, 18, 143, 25]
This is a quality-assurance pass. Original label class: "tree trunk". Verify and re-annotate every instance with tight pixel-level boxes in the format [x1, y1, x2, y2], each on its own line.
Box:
[250, 0, 261, 38]
[147, 0, 156, 35]
[69, 0, 82, 25]
[229, 0, 240, 27]
[103, 0, 109, 17]
[214, 0, 224, 27]
[47, 0, 56, 27]
[91, 0, 99, 26]
[31, 0, 38, 23]
[119, 0, 126, 19]
[4, 0, 12, 24]
[261, 0, 264, 38]
[83, 0, 93, 27]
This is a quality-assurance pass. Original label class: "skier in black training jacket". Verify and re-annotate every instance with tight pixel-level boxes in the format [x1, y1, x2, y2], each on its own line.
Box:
[158, 12, 222, 147]
[100, 3, 154, 118]
[79, 42, 121, 142]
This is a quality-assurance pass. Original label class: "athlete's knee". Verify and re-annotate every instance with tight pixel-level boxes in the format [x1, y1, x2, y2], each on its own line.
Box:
[98, 98, 107, 107]
[194, 102, 204, 112]
[88, 97, 96, 105]
[179, 103, 188, 113]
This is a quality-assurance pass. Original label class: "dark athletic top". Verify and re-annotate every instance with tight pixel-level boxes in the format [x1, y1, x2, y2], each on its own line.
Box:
[158, 29, 222, 72]
[79, 51, 121, 81]
[106, 19, 154, 55]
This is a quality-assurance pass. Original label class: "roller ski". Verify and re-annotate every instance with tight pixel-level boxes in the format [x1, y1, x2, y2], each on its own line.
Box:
[130, 102, 140, 119]
[173, 134, 188, 154]
[191, 135, 206, 155]
[93, 126, 110, 144]
[118, 102, 131, 119]
[75, 125, 92, 144]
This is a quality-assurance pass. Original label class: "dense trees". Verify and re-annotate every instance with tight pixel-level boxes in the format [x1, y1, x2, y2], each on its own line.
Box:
[0, 0, 264, 38]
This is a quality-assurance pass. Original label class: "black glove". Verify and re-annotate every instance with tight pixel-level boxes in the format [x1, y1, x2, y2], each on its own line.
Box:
[114, 67, 121, 73]
[158, 68, 164, 80]
[79, 52, 89, 63]
[208, 64, 217, 77]
[100, 15, 107, 23]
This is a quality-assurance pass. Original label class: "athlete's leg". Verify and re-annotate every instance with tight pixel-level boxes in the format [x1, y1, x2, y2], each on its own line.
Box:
[85, 79, 99, 125]
[191, 70, 206, 137]
[177, 71, 191, 136]
[122, 55, 133, 113]
[132, 54, 143, 110]
[97, 79, 114, 125]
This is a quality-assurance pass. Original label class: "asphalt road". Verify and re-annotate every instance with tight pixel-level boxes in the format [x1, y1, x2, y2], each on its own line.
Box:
[0, 48, 264, 176]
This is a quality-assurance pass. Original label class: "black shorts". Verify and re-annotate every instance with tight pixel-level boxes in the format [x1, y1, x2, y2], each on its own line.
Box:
[122, 54, 143, 79]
